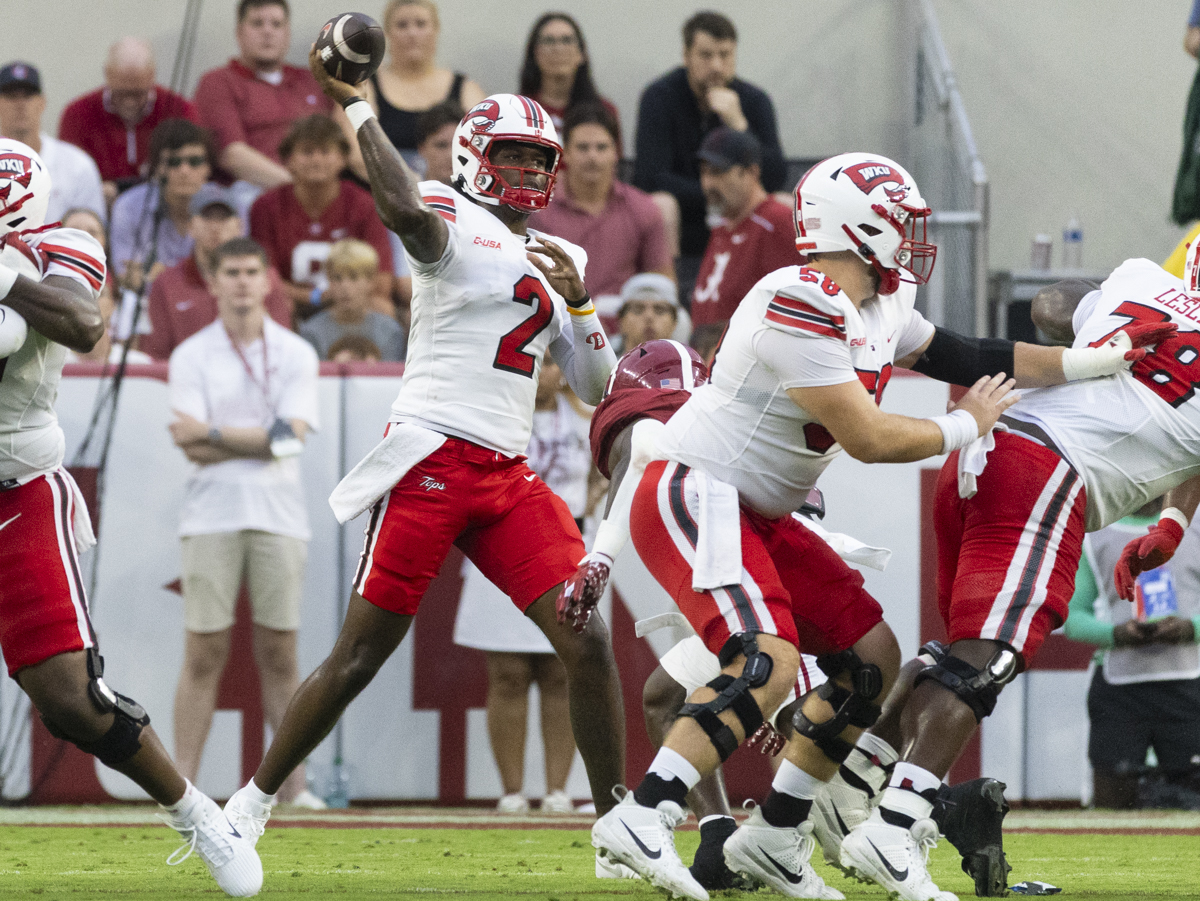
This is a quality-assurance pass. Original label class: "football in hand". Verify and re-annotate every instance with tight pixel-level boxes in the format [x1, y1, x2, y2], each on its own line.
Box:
[315, 12, 386, 85]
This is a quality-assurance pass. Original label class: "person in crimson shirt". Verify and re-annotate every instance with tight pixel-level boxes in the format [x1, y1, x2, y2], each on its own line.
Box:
[193, 0, 333, 192]
[249, 115, 394, 318]
[58, 37, 198, 206]
[141, 184, 292, 361]
[690, 127, 797, 328]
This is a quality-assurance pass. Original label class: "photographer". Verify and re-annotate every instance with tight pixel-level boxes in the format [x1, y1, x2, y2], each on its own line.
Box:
[167, 236, 322, 807]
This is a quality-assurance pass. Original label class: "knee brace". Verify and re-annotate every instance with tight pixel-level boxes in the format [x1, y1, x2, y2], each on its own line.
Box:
[793, 649, 884, 764]
[42, 649, 150, 768]
[913, 646, 1019, 722]
[917, 639, 949, 667]
[678, 633, 772, 762]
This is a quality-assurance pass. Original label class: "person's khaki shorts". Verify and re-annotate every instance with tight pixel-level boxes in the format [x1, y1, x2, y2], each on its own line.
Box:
[180, 531, 306, 633]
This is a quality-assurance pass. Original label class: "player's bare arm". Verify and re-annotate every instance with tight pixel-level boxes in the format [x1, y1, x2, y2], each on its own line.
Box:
[307, 45, 447, 264]
[1030, 278, 1103, 343]
[787, 372, 1017, 464]
[1, 273, 102, 354]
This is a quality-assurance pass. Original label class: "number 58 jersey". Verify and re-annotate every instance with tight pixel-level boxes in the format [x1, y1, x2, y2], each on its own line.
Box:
[389, 181, 586, 456]
[1005, 258, 1200, 531]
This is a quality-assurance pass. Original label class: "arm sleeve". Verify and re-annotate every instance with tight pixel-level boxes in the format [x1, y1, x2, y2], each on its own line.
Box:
[1061, 545, 1115, 647]
[193, 71, 245, 152]
[756, 325, 857, 389]
[742, 87, 786, 192]
[550, 307, 618, 405]
[592, 418, 666, 561]
[168, 347, 209, 422]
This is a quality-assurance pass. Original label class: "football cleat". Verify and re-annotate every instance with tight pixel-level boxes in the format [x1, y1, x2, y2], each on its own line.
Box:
[164, 792, 263, 897]
[723, 805, 844, 899]
[596, 851, 640, 879]
[223, 784, 274, 849]
[840, 809, 957, 901]
[811, 767, 875, 870]
[592, 789, 708, 900]
[934, 778, 1011, 897]
[689, 815, 759, 892]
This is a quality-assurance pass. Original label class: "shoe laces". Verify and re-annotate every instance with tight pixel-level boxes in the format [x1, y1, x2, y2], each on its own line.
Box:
[161, 802, 234, 868]
[162, 814, 199, 867]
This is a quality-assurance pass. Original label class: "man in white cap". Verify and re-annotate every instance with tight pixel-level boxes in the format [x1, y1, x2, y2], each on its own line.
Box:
[615, 272, 684, 354]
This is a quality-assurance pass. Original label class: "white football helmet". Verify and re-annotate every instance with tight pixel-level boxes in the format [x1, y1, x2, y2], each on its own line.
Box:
[793, 152, 936, 295]
[0, 138, 50, 236]
[1184, 239, 1200, 299]
[451, 94, 561, 213]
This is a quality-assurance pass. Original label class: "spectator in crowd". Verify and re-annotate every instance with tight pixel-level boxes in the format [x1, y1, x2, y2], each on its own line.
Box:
[58, 37, 199, 205]
[517, 13, 619, 139]
[415, 101, 461, 186]
[64, 279, 153, 365]
[367, 0, 485, 167]
[688, 321, 724, 366]
[690, 127, 797, 327]
[614, 272, 680, 354]
[299, 239, 405, 361]
[109, 118, 215, 291]
[531, 104, 672, 331]
[453, 352, 589, 815]
[327, 334, 383, 363]
[250, 115, 394, 319]
[167, 236, 322, 808]
[0, 63, 105, 224]
[141, 184, 292, 361]
[1064, 498, 1200, 810]
[633, 11, 785, 297]
[61, 207, 107, 248]
[194, 0, 333, 194]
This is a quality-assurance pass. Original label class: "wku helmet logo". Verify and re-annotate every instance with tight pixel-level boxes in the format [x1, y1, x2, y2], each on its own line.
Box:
[464, 99, 501, 132]
[0, 154, 33, 187]
[843, 161, 909, 203]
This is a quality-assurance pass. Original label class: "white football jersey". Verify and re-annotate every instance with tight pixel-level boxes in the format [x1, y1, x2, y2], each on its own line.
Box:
[658, 266, 934, 518]
[0, 226, 106, 484]
[390, 181, 588, 456]
[1005, 258, 1200, 531]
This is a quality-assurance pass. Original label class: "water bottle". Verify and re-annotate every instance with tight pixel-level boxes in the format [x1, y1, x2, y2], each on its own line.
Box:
[326, 756, 350, 808]
[1062, 216, 1083, 270]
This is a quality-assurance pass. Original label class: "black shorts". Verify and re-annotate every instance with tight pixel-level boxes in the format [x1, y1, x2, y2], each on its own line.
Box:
[1087, 666, 1200, 774]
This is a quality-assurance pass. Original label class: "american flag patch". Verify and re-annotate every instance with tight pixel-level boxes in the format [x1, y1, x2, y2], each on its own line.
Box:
[660, 378, 682, 389]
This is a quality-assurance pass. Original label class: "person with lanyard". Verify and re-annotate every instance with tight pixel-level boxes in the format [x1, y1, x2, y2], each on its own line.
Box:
[1063, 497, 1200, 809]
[167, 236, 324, 809]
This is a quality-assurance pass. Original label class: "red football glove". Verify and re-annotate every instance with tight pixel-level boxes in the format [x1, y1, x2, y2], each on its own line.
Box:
[1119, 321, 1179, 360]
[1114, 517, 1185, 601]
[555, 552, 613, 632]
[745, 722, 786, 757]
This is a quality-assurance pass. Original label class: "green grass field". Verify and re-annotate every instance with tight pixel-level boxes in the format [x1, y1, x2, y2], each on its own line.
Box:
[0, 809, 1197, 899]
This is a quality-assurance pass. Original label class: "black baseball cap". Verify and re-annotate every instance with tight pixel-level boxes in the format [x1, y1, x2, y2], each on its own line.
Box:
[696, 127, 761, 171]
[0, 62, 41, 94]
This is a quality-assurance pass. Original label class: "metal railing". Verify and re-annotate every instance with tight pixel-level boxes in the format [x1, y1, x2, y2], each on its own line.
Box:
[912, 0, 991, 337]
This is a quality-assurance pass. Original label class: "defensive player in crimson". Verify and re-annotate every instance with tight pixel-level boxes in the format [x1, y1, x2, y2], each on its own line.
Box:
[0, 140, 262, 896]
[572, 153, 1173, 901]
[222, 51, 622, 851]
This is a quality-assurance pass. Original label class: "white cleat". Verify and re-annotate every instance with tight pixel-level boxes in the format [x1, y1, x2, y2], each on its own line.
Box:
[284, 789, 328, 810]
[224, 784, 274, 849]
[723, 805, 844, 899]
[591, 789, 708, 900]
[596, 850, 641, 879]
[812, 769, 873, 868]
[163, 793, 263, 897]
[839, 810, 957, 901]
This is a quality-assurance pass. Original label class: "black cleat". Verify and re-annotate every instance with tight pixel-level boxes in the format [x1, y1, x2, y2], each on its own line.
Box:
[933, 778, 1012, 897]
[689, 815, 759, 891]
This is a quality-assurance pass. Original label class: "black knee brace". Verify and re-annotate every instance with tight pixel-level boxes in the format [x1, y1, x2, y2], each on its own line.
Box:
[42, 649, 150, 768]
[913, 646, 1019, 722]
[678, 633, 772, 762]
[793, 649, 884, 763]
[917, 639, 949, 666]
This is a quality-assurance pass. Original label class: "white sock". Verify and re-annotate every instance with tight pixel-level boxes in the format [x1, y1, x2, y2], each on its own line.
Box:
[698, 814, 735, 828]
[856, 732, 898, 767]
[162, 779, 200, 817]
[245, 778, 278, 806]
[771, 759, 825, 800]
[880, 762, 940, 821]
[648, 747, 702, 790]
[845, 734, 898, 793]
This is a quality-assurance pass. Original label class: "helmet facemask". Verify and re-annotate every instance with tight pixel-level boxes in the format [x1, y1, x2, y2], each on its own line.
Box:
[470, 137, 560, 213]
[452, 95, 562, 214]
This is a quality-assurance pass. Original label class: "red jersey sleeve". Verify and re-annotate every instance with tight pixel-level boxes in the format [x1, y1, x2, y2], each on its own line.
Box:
[589, 387, 692, 478]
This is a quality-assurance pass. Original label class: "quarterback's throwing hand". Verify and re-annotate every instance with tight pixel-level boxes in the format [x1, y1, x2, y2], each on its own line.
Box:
[556, 551, 613, 632]
[307, 44, 365, 106]
[527, 239, 587, 306]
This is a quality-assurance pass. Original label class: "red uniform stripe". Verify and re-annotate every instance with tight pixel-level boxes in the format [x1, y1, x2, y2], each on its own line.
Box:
[769, 293, 845, 328]
[765, 309, 846, 340]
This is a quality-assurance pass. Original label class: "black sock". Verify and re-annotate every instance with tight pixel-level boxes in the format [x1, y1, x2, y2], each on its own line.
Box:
[697, 815, 737, 845]
[760, 790, 813, 828]
[634, 772, 689, 809]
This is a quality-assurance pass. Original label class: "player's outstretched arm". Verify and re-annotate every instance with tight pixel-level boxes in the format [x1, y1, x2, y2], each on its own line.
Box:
[0, 272, 102, 353]
[307, 46, 447, 264]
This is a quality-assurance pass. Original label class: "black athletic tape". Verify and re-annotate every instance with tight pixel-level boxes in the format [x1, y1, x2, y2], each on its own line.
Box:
[683, 704, 740, 761]
[910, 328, 1016, 388]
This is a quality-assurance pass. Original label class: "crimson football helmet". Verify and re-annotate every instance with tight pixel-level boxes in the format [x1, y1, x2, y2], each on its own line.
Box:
[604, 339, 709, 398]
[452, 94, 561, 213]
[793, 152, 936, 295]
[0, 138, 50, 236]
[1184, 240, 1200, 299]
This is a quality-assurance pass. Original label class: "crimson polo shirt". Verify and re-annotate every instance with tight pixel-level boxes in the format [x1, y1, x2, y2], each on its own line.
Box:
[530, 180, 672, 301]
[194, 59, 332, 161]
[140, 255, 294, 361]
[690, 196, 799, 326]
[58, 86, 199, 183]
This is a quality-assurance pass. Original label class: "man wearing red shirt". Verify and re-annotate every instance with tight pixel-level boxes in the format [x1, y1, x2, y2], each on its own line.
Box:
[249, 115, 393, 317]
[58, 37, 198, 205]
[690, 127, 797, 328]
[141, 185, 292, 360]
[193, 0, 332, 190]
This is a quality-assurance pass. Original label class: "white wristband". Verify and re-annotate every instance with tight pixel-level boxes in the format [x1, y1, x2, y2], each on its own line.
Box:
[0, 263, 17, 301]
[1161, 506, 1190, 531]
[344, 100, 376, 132]
[1061, 332, 1132, 381]
[931, 409, 979, 453]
